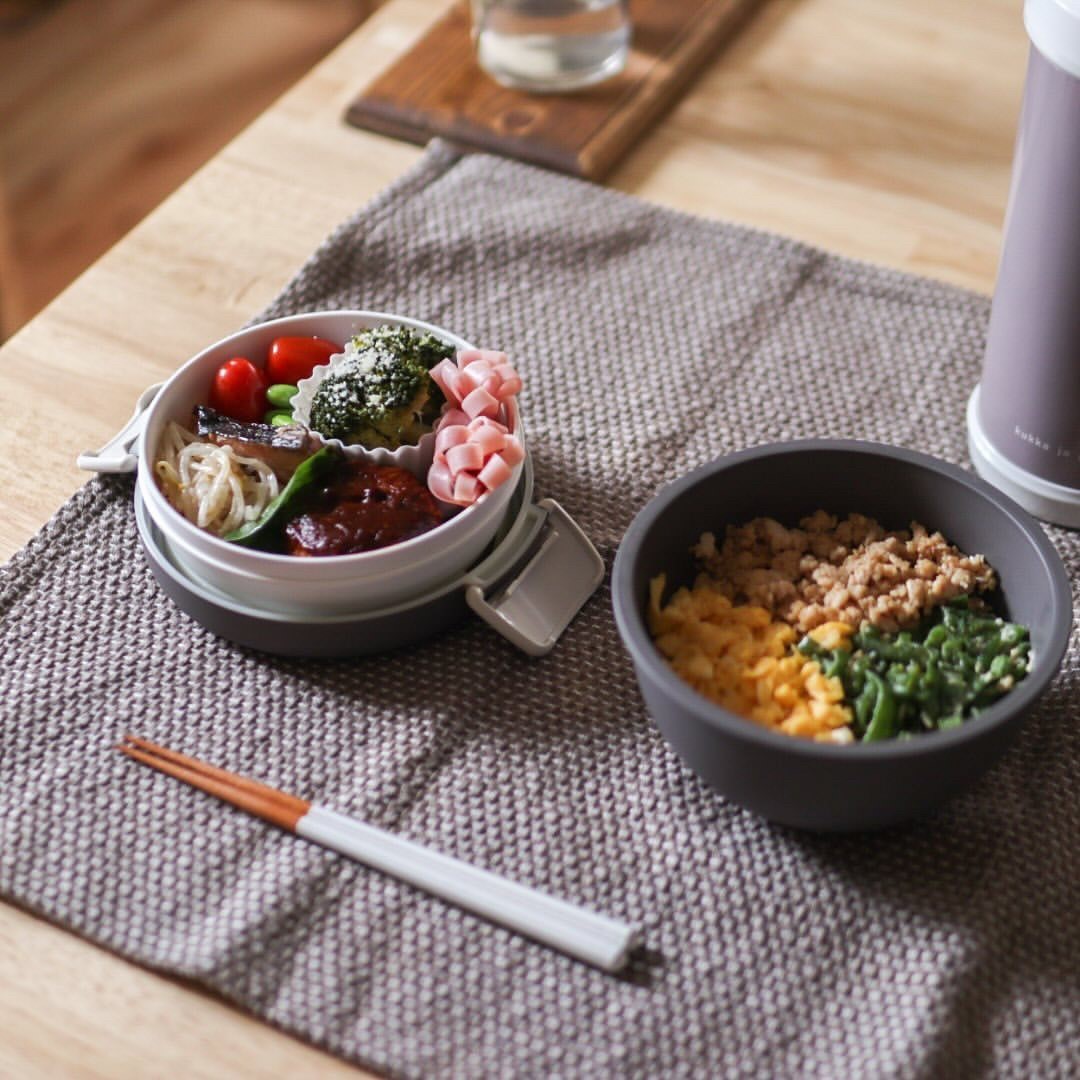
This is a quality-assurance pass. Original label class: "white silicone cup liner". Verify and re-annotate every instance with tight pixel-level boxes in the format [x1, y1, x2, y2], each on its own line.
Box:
[293, 347, 436, 479]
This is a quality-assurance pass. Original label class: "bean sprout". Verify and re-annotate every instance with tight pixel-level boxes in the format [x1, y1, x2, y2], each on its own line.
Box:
[155, 422, 279, 536]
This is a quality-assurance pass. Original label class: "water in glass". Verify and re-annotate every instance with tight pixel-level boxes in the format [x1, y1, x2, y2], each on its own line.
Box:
[471, 0, 631, 93]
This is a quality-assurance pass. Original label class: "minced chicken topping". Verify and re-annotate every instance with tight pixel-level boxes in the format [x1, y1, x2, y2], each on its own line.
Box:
[692, 511, 997, 635]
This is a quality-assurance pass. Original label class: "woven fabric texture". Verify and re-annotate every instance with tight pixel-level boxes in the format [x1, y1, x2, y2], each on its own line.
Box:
[1, 144, 1077, 1079]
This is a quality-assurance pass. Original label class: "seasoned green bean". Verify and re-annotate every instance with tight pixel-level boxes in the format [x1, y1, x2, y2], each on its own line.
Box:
[854, 684, 876, 734]
[863, 673, 897, 741]
[797, 599, 1032, 742]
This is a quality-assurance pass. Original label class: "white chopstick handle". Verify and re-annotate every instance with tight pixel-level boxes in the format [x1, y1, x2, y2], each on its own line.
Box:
[298, 806, 640, 972]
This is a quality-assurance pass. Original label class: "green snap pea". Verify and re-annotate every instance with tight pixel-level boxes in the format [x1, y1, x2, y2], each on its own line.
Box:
[265, 410, 295, 427]
[226, 447, 341, 547]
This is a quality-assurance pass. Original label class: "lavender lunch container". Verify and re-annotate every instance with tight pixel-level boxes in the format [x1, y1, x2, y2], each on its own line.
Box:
[969, 0, 1080, 527]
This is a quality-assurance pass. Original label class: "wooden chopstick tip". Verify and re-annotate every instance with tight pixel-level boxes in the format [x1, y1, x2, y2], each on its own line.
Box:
[113, 733, 311, 831]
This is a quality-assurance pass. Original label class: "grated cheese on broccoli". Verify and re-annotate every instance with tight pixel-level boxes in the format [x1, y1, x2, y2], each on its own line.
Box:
[308, 325, 451, 448]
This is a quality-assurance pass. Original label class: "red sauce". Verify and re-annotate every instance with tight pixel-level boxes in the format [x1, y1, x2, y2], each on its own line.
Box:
[284, 461, 444, 557]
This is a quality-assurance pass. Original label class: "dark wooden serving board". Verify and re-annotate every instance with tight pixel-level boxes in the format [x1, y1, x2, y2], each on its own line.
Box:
[346, 0, 762, 180]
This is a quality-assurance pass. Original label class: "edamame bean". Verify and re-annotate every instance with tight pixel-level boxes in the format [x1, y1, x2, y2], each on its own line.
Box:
[266, 383, 299, 409]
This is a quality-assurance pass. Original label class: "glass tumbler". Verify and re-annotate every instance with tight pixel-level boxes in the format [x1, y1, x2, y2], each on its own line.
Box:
[470, 0, 631, 93]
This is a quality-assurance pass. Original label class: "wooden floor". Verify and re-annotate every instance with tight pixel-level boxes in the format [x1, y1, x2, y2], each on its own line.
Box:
[0, 0, 373, 337]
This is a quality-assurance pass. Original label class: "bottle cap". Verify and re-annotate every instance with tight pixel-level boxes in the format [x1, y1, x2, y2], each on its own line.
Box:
[1027, 0, 1080, 79]
[968, 388, 1080, 529]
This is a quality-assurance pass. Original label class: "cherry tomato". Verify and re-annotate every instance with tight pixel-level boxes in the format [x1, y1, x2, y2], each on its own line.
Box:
[208, 357, 267, 422]
[267, 336, 339, 385]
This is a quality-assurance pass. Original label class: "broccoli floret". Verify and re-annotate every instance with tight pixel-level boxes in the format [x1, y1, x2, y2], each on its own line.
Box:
[353, 324, 454, 370]
[308, 326, 450, 448]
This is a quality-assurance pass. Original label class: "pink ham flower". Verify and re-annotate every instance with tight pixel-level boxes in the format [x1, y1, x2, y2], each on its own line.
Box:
[426, 347, 524, 506]
[430, 350, 522, 418]
[427, 411, 524, 507]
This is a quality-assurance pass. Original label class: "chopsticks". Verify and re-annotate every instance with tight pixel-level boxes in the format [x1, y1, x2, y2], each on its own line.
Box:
[118, 735, 640, 973]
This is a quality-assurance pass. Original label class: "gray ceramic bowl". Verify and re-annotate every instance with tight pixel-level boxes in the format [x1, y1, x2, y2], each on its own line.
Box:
[612, 440, 1073, 831]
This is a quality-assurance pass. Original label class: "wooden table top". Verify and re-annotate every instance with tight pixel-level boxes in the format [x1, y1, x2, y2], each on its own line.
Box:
[0, 0, 1029, 1074]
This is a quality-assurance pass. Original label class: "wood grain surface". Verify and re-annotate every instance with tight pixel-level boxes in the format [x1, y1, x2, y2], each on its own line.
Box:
[0, 0, 370, 334]
[347, 0, 762, 178]
[0, 0, 1029, 1075]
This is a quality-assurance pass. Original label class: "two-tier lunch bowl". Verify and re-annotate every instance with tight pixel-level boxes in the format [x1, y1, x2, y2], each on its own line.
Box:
[81, 310, 603, 657]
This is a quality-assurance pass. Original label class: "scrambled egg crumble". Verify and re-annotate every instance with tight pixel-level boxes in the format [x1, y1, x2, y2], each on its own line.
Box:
[648, 574, 854, 742]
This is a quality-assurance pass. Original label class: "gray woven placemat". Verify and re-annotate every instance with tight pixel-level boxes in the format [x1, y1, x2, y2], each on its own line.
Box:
[2, 143, 1078, 1079]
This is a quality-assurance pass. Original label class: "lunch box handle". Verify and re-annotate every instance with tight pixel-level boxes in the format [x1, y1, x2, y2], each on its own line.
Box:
[76, 382, 162, 474]
[464, 498, 605, 657]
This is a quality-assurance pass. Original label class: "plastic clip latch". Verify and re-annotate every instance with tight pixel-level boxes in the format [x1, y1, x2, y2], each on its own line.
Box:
[465, 498, 604, 656]
[76, 382, 163, 474]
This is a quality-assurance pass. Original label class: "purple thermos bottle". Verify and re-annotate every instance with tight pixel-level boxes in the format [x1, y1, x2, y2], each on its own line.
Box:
[968, 0, 1080, 527]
